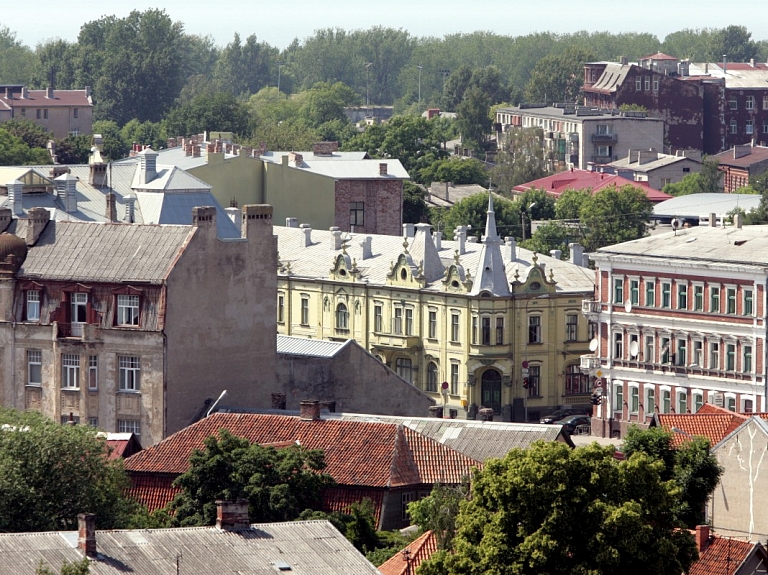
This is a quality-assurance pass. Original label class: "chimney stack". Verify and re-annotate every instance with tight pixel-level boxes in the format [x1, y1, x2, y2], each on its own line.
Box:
[216, 500, 251, 530]
[455, 226, 470, 255]
[709, 213, 717, 227]
[428, 405, 444, 418]
[105, 193, 116, 222]
[271, 393, 287, 410]
[695, 525, 710, 552]
[192, 206, 217, 237]
[434, 231, 442, 250]
[137, 147, 158, 185]
[734, 212, 743, 229]
[25, 207, 50, 246]
[402, 223, 415, 238]
[225, 206, 241, 229]
[299, 223, 312, 247]
[241, 205, 273, 240]
[330, 227, 342, 250]
[379, 162, 388, 176]
[45, 87, 54, 99]
[55, 173, 78, 214]
[569, 243, 584, 267]
[123, 195, 136, 223]
[550, 249, 562, 260]
[505, 237, 517, 261]
[77, 513, 97, 557]
[360, 236, 372, 259]
[285, 217, 298, 228]
[299, 400, 321, 421]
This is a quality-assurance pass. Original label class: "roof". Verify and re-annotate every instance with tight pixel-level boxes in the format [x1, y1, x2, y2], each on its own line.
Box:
[654, 405, 748, 447]
[271, 159, 410, 180]
[125, 413, 479, 487]
[378, 530, 438, 575]
[17, 220, 194, 284]
[691, 536, 759, 575]
[513, 169, 671, 202]
[713, 146, 768, 168]
[610, 152, 701, 173]
[261, 151, 371, 163]
[131, 165, 211, 192]
[688, 63, 768, 88]
[587, 62, 633, 94]
[105, 433, 142, 460]
[336, 413, 574, 460]
[640, 52, 678, 61]
[0, 89, 91, 108]
[0, 520, 380, 575]
[426, 183, 490, 208]
[652, 193, 761, 219]
[276, 335, 351, 358]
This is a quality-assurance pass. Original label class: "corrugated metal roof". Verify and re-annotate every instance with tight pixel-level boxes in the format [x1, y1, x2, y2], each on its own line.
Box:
[589, 63, 633, 94]
[0, 520, 381, 575]
[131, 165, 211, 192]
[135, 191, 239, 238]
[273, 159, 410, 180]
[653, 193, 761, 219]
[276, 335, 350, 358]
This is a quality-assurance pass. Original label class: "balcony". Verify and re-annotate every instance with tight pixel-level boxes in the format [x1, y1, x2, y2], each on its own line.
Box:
[591, 155, 613, 164]
[591, 133, 618, 145]
[371, 333, 421, 350]
[580, 355, 600, 370]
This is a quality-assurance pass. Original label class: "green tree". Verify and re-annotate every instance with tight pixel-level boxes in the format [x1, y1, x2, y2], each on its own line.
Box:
[579, 184, 653, 251]
[554, 188, 591, 219]
[0, 407, 134, 532]
[165, 92, 251, 137]
[92, 119, 130, 160]
[0, 128, 51, 165]
[663, 159, 722, 196]
[407, 483, 468, 551]
[168, 429, 334, 527]
[707, 25, 759, 63]
[36, 558, 90, 575]
[1, 118, 51, 149]
[0, 26, 35, 84]
[55, 134, 92, 164]
[418, 157, 488, 186]
[403, 181, 428, 224]
[523, 220, 576, 258]
[524, 46, 596, 103]
[623, 426, 722, 527]
[456, 85, 492, 150]
[212, 33, 277, 97]
[491, 127, 550, 191]
[437, 193, 520, 240]
[298, 82, 358, 128]
[419, 442, 699, 575]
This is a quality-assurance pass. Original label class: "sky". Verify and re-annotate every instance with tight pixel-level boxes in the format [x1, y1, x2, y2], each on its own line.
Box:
[2, 0, 766, 49]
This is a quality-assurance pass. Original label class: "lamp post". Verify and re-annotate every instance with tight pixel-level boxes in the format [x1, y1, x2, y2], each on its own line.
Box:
[365, 62, 373, 117]
[417, 64, 423, 104]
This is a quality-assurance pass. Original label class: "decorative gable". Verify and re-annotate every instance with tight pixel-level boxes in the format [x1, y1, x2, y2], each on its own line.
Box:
[442, 250, 472, 293]
[386, 241, 425, 288]
[329, 249, 360, 282]
[511, 253, 557, 296]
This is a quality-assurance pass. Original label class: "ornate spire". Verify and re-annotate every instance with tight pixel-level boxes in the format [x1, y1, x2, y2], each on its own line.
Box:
[483, 192, 499, 242]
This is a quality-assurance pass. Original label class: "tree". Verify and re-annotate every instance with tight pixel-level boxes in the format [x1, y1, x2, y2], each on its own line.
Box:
[707, 25, 759, 63]
[419, 442, 699, 575]
[165, 92, 251, 137]
[298, 82, 358, 128]
[0, 26, 35, 84]
[55, 134, 92, 164]
[491, 127, 550, 191]
[524, 46, 596, 103]
[554, 188, 591, 219]
[623, 426, 722, 527]
[403, 181, 428, 224]
[579, 184, 653, 251]
[435, 192, 520, 240]
[418, 157, 488, 187]
[36, 558, 90, 575]
[663, 158, 722, 196]
[212, 33, 277, 97]
[523, 220, 576, 258]
[408, 483, 468, 551]
[0, 128, 51, 165]
[456, 85, 492, 150]
[0, 407, 134, 532]
[1, 119, 51, 149]
[168, 429, 334, 527]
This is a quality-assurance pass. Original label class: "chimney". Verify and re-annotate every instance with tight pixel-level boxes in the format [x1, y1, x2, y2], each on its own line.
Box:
[285, 217, 298, 228]
[25, 207, 50, 246]
[192, 206, 217, 237]
[123, 195, 136, 223]
[225, 206, 241, 228]
[312, 141, 338, 156]
[734, 212, 743, 229]
[137, 147, 158, 185]
[299, 400, 321, 421]
[77, 513, 97, 557]
[402, 223, 415, 238]
[620, 56, 628, 65]
[271, 393, 287, 410]
[89, 162, 107, 186]
[455, 226, 469, 255]
[582, 253, 589, 268]
[281, 154, 289, 166]
[695, 525, 710, 552]
[445, 181, 450, 201]
[216, 499, 251, 530]
[241, 204, 273, 240]
[478, 407, 494, 422]
[723, 55, 727, 75]
[21, 87, 28, 99]
[330, 227, 342, 250]
[709, 212, 717, 227]
[550, 249, 562, 260]
[299, 223, 312, 247]
[7, 179, 23, 216]
[434, 231, 442, 250]
[750, 58, 756, 68]
[105, 193, 116, 222]
[55, 173, 78, 214]
[360, 236, 372, 259]
[289, 152, 303, 165]
[320, 400, 337, 413]
[379, 162, 388, 176]
[45, 87, 54, 99]
[569, 243, 584, 266]
[506, 237, 517, 261]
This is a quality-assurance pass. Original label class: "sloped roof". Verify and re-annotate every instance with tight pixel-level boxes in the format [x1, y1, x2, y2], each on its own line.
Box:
[275, 159, 410, 180]
[640, 52, 678, 61]
[691, 536, 759, 575]
[17, 220, 194, 284]
[125, 413, 479, 487]
[586, 62, 633, 94]
[134, 191, 238, 238]
[276, 335, 351, 358]
[713, 146, 768, 168]
[653, 193, 761, 219]
[610, 153, 701, 173]
[131, 165, 210, 192]
[379, 530, 438, 575]
[513, 169, 671, 202]
[654, 406, 747, 447]
[0, 89, 91, 108]
[127, 473, 181, 512]
[0, 520, 380, 575]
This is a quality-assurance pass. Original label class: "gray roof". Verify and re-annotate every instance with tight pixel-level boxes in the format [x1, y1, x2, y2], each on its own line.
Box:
[273, 159, 409, 180]
[610, 153, 700, 173]
[653, 193, 761, 219]
[135, 191, 237, 238]
[335, 413, 573, 460]
[276, 335, 351, 358]
[17, 221, 194, 284]
[688, 63, 768, 88]
[589, 62, 632, 93]
[0, 520, 380, 575]
[131, 165, 211, 192]
[261, 151, 370, 163]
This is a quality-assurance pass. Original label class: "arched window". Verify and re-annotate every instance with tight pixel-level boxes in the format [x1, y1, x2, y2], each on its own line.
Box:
[564, 364, 590, 395]
[396, 357, 413, 384]
[335, 303, 348, 330]
[426, 362, 438, 392]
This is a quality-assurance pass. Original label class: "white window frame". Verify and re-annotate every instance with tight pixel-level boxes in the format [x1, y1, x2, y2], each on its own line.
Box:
[88, 355, 98, 390]
[335, 302, 349, 330]
[629, 384, 639, 414]
[746, 95, 755, 110]
[277, 293, 285, 323]
[451, 312, 460, 342]
[692, 391, 704, 413]
[676, 282, 688, 310]
[28, 350, 42, 386]
[450, 362, 459, 395]
[725, 343, 736, 371]
[710, 286, 720, 313]
[709, 342, 720, 369]
[404, 307, 414, 336]
[393, 307, 403, 335]
[645, 387, 655, 415]
[528, 315, 542, 344]
[613, 277, 624, 304]
[116, 294, 140, 326]
[62, 354, 80, 389]
[427, 309, 437, 339]
[661, 388, 671, 414]
[613, 332, 624, 360]
[743, 344, 753, 373]
[677, 391, 688, 414]
[118, 419, 141, 436]
[26, 290, 41, 322]
[300, 296, 310, 325]
[693, 283, 704, 311]
[629, 278, 640, 305]
[643, 334, 654, 363]
[614, 383, 624, 417]
[692, 340, 703, 367]
[645, 280, 655, 307]
[743, 288, 754, 316]
[661, 282, 671, 308]
[725, 286, 737, 314]
[118, 356, 141, 391]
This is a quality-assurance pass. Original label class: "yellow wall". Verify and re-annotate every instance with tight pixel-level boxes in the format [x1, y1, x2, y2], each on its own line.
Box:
[190, 153, 264, 208]
[264, 162, 336, 229]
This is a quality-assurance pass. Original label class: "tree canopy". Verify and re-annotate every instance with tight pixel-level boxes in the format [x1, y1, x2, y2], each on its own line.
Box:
[491, 127, 551, 191]
[419, 441, 699, 575]
[662, 157, 723, 196]
[578, 184, 653, 251]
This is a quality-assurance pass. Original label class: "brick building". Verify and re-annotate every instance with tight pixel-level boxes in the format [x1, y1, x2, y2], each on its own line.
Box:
[0, 85, 93, 139]
[712, 144, 768, 192]
[581, 218, 766, 438]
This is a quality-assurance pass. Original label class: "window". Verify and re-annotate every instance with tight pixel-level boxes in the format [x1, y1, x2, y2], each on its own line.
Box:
[676, 338, 687, 366]
[678, 392, 688, 414]
[393, 308, 403, 334]
[405, 308, 413, 335]
[726, 288, 736, 314]
[28, 350, 42, 386]
[730, 119, 738, 134]
[300, 297, 309, 325]
[88, 355, 98, 390]
[450, 363, 459, 395]
[764, 95, 768, 110]
[744, 345, 753, 373]
[729, 96, 738, 110]
[565, 314, 578, 342]
[117, 294, 140, 326]
[677, 284, 688, 310]
[588, 321, 598, 341]
[118, 419, 140, 436]
[88, 417, 98, 428]
[43, 109, 48, 119]
[26, 290, 40, 321]
[747, 120, 754, 135]
[693, 393, 704, 413]
[527, 365, 540, 397]
[646, 388, 655, 415]
[565, 364, 589, 394]
[451, 313, 460, 342]
[746, 96, 755, 110]
[693, 285, 704, 311]
[471, 316, 478, 344]
[350, 202, 364, 227]
[636, 78, 642, 90]
[71, 292, 88, 324]
[661, 282, 671, 308]
[118, 356, 141, 391]
[614, 385, 623, 415]
[645, 280, 655, 307]
[613, 332, 623, 359]
[528, 315, 541, 343]
[644, 78, 650, 90]
[710, 286, 720, 313]
[630, 387, 639, 413]
[396, 357, 412, 384]
[710, 342, 720, 369]
[629, 280, 639, 305]
[481, 316, 491, 345]
[660, 177, 672, 187]
[401, 492, 415, 521]
[496, 317, 504, 345]
[661, 337, 670, 364]
[692, 340, 703, 366]
[73, 107, 79, 118]
[726, 396, 736, 412]
[335, 303, 349, 330]
[36, 109, 41, 119]
[744, 289, 754, 315]
[644, 335, 654, 363]
[744, 399, 754, 413]
[427, 310, 436, 339]
[277, 294, 284, 323]
[662, 390, 671, 414]
[596, 145, 612, 157]
[62, 354, 79, 388]
[20, 108, 25, 117]
[613, 278, 624, 303]
[764, 121, 768, 134]
[653, 79, 659, 91]
[374, 304, 383, 332]
[426, 362, 438, 392]
[596, 124, 612, 135]
[726, 344, 736, 371]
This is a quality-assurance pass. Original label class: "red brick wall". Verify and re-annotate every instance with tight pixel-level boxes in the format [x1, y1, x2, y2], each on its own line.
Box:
[334, 179, 403, 236]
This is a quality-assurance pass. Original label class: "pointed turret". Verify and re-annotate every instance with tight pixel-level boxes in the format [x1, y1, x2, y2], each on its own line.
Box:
[469, 193, 510, 296]
[483, 192, 498, 241]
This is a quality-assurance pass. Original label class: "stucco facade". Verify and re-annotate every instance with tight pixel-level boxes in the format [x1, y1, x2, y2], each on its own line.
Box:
[0, 85, 93, 139]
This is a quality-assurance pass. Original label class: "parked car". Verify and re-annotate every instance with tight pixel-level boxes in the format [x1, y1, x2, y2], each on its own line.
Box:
[554, 414, 592, 435]
[540, 408, 588, 424]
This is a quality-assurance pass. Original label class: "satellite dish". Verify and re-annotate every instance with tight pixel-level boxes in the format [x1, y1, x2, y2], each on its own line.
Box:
[589, 338, 598, 352]
[629, 340, 639, 358]
[671, 218, 680, 230]
[624, 299, 632, 313]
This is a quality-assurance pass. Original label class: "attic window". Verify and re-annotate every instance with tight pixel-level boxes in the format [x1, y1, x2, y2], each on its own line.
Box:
[530, 282, 541, 290]
[400, 268, 407, 280]
[451, 280, 460, 288]
[273, 561, 292, 571]
[339, 268, 347, 276]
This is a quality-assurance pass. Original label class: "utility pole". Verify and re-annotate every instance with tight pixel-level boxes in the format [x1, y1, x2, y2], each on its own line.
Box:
[365, 62, 373, 117]
[417, 65, 423, 104]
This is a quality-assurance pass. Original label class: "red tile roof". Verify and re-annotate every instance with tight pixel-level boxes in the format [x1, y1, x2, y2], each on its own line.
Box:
[323, 487, 385, 523]
[691, 536, 757, 575]
[656, 410, 747, 447]
[127, 473, 181, 512]
[513, 170, 671, 202]
[379, 530, 438, 575]
[713, 146, 768, 168]
[640, 52, 678, 61]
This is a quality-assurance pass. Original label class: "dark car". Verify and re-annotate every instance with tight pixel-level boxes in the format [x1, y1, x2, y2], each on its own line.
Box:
[540, 408, 588, 424]
[554, 414, 592, 435]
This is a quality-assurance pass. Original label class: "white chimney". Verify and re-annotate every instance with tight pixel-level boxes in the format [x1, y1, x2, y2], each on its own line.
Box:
[360, 236, 372, 259]
[7, 179, 23, 216]
[569, 243, 584, 267]
[299, 223, 312, 247]
[434, 231, 442, 250]
[285, 217, 298, 228]
[403, 223, 415, 238]
[330, 227, 342, 250]
[137, 147, 158, 185]
[550, 249, 562, 260]
[124, 195, 136, 223]
[505, 237, 517, 261]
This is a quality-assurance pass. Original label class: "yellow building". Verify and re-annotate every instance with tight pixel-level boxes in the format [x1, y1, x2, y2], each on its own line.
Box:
[274, 197, 596, 421]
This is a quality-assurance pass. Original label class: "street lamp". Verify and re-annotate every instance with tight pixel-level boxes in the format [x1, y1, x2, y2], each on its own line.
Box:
[521, 202, 536, 242]
[417, 64, 423, 104]
[365, 62, 373, 116]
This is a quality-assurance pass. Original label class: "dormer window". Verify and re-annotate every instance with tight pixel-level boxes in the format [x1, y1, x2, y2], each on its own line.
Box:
[117, 294, 140, 326]
[26, 290, 40, 322]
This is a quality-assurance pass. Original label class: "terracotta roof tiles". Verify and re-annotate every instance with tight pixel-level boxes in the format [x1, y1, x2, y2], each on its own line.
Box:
[691, 536, 756, 575]
[378, 530, 438, 575]
[656, 411, 747, 447]
[127, 473, 181, 512]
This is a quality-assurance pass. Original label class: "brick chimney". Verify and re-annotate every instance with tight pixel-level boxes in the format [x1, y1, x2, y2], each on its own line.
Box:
[241, 204, 273, 240]
[289, 152, 303, 166]
[299, 400, 321, 421]
[379, 162, 388, 176]
[77, 513, 97, 557]
[192, 206, 217, 238]
[695, 525, 710, 552]
[105, 193, 116, 222]
[25, 208, 50, 246]
[216, 499, 251, 530]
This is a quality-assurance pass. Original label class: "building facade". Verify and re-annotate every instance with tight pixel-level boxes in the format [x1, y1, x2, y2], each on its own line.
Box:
[0, 85, 93, 139]
[275, 197, 595, 421]
[581, 219, 767, 438]
[713, 144, 768, 192]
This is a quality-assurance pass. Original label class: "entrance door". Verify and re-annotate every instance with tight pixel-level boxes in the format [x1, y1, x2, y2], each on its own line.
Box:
[481, 369, 502, 414]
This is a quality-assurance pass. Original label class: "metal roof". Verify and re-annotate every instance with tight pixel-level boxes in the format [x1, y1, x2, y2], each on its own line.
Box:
[276, 335, 351, 358]
[610, 153, 701, 173]
[0, 520, 381, 575]
[274, 159, 410, 180]
[652, 193, 761, 219]
[589, 63, 633, 94]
